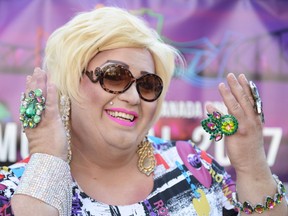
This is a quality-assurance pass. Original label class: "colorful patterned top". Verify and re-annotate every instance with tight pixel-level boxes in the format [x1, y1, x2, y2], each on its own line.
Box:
[0, 137, 238, 215]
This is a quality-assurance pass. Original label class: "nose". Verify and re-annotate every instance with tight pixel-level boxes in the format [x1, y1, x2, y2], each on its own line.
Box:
[118, 82, 140, 105]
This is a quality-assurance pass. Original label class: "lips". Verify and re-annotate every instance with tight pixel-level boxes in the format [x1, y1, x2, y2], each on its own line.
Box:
[106, 110, 135, 122]
[105, 108, 138, 127]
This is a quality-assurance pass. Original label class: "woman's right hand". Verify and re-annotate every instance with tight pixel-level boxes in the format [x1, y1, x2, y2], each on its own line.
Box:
[23, 67, 68, 161]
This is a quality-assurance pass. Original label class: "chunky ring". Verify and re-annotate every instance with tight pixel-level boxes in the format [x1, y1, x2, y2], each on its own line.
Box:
[249, 81, 265, 123]
[19, 89, 46, 129]
[201, 111, 238, 141]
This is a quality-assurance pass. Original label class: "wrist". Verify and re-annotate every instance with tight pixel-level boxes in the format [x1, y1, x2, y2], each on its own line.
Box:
[14, 153, 72, 216]
[232, 174, 286, 214]
[234, 153, 270, 178]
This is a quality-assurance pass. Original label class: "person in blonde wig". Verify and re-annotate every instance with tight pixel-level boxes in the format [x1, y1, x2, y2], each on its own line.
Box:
[0, 6, 287, 216]
[44, 7, 182, 124]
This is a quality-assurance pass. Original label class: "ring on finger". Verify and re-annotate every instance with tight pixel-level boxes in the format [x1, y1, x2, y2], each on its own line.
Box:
[249, 81, 265, 123]
[201, 111, 238, 141]
[19, 88, 46, 129]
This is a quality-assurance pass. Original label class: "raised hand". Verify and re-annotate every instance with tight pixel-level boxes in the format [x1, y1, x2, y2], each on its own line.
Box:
[206, 73, 266, 174]
[22, 67, 68, 161]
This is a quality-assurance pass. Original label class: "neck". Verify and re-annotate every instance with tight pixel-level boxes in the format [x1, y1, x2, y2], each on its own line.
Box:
[69, 138, 155, 205]
[70, 140, 140, 175]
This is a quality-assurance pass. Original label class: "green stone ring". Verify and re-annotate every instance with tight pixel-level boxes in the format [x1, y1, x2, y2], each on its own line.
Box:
[201, 111, 238, 141]
[19, 89, 46, 129]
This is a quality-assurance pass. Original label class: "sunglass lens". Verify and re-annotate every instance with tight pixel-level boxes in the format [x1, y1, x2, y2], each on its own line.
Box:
[137, 74, 163, 101]
[102, 65, 132, 93]
[99, 64, 163, 101]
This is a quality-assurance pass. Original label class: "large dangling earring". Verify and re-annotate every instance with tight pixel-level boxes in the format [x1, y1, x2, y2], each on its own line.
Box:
[137, 137, 156, 176]
[60, 95, 72, 163]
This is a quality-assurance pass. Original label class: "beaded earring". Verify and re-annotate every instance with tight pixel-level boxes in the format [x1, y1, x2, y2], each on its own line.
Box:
[137, 137, 156, 176]
[60, 95, 72, 163]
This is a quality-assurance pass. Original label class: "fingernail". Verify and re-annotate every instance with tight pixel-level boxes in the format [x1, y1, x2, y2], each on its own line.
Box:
[219, 82, 226, 90]
[228, 73, 236, 80]
[34, 67, 41, 73]
[26, 76, 32, 82]
[239, 74, 248, 82]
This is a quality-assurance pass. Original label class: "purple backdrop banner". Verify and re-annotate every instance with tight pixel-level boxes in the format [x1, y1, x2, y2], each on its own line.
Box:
[0, 0, 288, 182]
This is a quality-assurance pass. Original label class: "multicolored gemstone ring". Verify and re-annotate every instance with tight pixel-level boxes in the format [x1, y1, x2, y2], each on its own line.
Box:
[201, 111, 238, 141]
[19, 89, 46, 129]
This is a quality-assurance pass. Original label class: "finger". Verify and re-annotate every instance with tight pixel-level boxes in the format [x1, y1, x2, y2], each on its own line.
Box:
[225, 73, 254, 116]
[25, 73, 34, 94]
[26, 68, 40, 88]
[22, 68, 47, 131]
[218, 80, 245, 119]
[238, 74, 264, 124]
[44, 79, 60, 120]
[26, 68, 47, 96]
[238, 74, 255, 111]
[26, 75, 32, 83]
[34, 68, 47, 98]
[25, 75, 32, 93]
[206, 103, 225, 115]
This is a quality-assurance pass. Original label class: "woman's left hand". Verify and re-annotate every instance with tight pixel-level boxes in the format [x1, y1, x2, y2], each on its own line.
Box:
[206, 73, 267, 175]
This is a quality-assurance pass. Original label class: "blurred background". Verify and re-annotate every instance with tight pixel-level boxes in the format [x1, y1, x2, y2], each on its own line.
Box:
[0, 0, 287, 186]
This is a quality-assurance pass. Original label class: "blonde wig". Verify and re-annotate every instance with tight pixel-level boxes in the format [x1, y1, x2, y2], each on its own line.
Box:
[43, 6, 184, 123]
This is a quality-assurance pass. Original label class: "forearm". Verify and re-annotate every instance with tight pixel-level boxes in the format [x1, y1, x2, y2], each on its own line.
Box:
[235, 163, 287, 215]
[12, 195, 58, 216]
[12, 153, 72, 216]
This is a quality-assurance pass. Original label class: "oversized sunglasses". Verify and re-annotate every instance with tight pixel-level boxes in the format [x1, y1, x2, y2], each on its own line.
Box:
[84, 64, 163, 102]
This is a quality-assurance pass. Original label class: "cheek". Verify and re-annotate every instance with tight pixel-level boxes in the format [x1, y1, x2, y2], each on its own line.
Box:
[70, 100, 85, 133]
[79, 78, 99, 102]
[79, 78, 111, 111]
[149, 101, 162, 125]
[143, 102, 158, 122]
[151, 103, 158, 116]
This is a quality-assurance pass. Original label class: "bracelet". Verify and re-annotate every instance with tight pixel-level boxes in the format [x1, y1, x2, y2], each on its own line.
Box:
[232, 174, 286, 214]
[14, 153, 72, 216]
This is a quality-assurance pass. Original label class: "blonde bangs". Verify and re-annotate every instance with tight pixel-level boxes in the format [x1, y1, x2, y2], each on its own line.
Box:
[43, 7, 184, 122]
